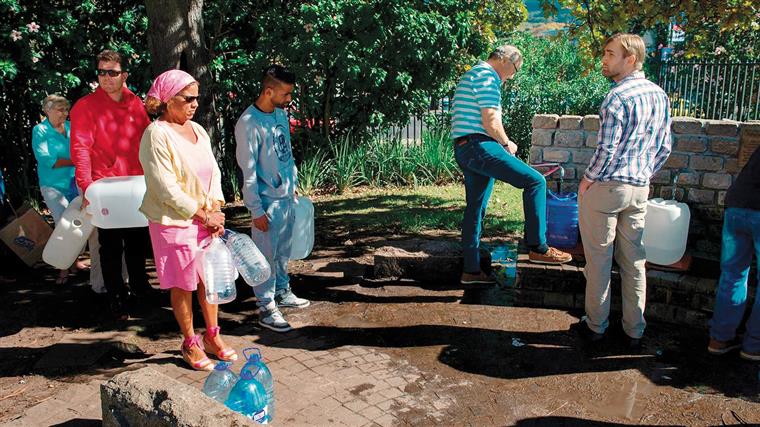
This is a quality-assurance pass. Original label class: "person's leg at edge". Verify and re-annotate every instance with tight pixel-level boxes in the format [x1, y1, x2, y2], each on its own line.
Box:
[579, 183, 620, 335]
[171, 287, 212, 369]
[741, 214, 760, 356]
[99, 227, 128, 316]
[614, 185, 648, 340]
[124, 226, 151, 297]
[709, 208, 752, 345]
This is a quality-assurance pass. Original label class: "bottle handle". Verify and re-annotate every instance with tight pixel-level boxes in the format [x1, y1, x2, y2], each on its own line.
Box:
[243, 347, 262, 362]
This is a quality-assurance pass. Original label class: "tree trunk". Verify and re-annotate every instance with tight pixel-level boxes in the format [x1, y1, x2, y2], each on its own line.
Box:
[144, 0, 217, 144]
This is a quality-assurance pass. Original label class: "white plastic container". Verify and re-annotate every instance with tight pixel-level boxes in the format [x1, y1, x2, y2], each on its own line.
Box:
[290, 196, 314, 260]
[85, 176, 148, 229]
[43, 196, 95, 269]
[197, 237, 238, 304]
[643, 198, 691, 266]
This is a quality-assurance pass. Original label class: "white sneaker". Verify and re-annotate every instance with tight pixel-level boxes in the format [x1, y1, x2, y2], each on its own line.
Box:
[276, 290, 311, 308]
[258, 308, 292, 333]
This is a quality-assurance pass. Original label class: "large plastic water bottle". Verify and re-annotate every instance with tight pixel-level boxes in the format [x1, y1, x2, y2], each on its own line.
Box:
[43, 196, 94, 269]
[223, 230, 271, 287]
[202, 361, 239, 404]
[491, 244, 517, 287]
[225, 368, 269, 423]
[290, 196, 314, 260]
[84, 176, 148, 229]
[198, 237, 238, 304]
[546, 190, 579, 248]
[240, 348, 275, 422]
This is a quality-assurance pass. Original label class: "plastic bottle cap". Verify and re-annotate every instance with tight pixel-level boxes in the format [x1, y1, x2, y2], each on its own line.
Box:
[214, 361, 230, 370]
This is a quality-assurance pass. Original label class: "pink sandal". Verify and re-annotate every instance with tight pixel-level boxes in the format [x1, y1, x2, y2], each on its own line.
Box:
[203, 326, 238, 361]
[181, 335, 215, 371]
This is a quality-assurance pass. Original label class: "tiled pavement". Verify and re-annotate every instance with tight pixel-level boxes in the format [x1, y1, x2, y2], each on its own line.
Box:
[5, 330, 466, 426]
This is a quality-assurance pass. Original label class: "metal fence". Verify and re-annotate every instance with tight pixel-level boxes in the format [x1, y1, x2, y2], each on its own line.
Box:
[656, 60, 760, 121]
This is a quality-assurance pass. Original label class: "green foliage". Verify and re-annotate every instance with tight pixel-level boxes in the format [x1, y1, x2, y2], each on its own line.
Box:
[500, 32, 609, 158]
[540, 0, 760, 61]
[0, 0, 151, 203]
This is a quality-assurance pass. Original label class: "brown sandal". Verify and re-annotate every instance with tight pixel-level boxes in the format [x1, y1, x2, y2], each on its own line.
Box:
[203, 326, 238, 361]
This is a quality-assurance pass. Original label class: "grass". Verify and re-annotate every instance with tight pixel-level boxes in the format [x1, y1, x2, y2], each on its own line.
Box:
[313, 183, 525, 238]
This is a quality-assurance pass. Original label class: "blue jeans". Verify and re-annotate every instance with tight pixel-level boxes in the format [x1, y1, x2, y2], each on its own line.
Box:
[454, 134, 547, 273]
[251, 197, 295, 309]
[709, 207, 760, 352]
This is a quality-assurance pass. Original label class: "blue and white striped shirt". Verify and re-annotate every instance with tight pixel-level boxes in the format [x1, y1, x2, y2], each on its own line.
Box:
[584, 71, 672, 186]
[450, 61, 502, 139]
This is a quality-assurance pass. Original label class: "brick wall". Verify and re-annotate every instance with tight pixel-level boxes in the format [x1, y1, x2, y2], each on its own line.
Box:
[530, 114, 760, 261]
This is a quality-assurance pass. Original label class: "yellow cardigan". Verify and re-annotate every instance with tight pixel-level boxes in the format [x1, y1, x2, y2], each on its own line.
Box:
[139, 120, 225, 226]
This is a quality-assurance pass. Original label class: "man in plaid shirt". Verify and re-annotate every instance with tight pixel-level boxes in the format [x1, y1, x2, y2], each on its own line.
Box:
[574, 33, 672, 348]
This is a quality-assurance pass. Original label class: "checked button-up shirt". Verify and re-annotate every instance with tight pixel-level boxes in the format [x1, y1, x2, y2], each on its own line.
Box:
[584, 71, 672, 186]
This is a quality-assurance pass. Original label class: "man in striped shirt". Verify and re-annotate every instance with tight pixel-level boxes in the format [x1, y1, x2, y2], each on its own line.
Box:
[575, 33, 672, 348]
[451, 45, 572, 286]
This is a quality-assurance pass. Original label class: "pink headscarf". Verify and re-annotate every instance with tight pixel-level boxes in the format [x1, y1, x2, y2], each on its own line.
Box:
[147, 69, 197, 103]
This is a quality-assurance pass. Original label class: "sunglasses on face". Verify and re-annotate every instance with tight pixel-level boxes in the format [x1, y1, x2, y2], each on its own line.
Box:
[96, 69, 125, 77]
[178, 95, 200, 103]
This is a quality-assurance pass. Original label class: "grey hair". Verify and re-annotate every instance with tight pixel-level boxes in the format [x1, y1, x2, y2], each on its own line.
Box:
[42, 94, 70, 113]
[488, 45, 523, 69]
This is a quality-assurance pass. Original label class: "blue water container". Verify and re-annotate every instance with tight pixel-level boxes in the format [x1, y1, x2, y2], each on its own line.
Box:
[546, 190, 579, 248]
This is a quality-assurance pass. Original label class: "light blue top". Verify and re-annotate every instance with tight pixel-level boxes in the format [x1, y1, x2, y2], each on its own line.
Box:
[450, 61, 502, 139]
[235, 105, 298, 218]
[31, 119, 76, 195]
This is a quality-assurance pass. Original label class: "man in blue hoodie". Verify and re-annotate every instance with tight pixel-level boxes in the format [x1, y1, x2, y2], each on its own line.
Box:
[235, 65, 310, 333]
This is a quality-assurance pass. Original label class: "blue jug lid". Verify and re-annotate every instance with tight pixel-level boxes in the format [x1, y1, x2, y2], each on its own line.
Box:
[243, 347, 262, 363]
[214, 361, 231, 371]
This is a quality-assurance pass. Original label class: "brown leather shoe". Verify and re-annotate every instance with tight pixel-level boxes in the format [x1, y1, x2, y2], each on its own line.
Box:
[528, 247, 572, 265]
[707, 337, 741, 355]
[460, 271, 496, 285]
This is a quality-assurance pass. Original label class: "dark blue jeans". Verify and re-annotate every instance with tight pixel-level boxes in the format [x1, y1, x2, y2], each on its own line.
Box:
[454, 134, 547, 273]
[709, 207, 760, 353]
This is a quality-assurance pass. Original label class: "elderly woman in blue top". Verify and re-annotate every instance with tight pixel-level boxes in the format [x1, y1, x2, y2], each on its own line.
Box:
[32, 94, 86, 283]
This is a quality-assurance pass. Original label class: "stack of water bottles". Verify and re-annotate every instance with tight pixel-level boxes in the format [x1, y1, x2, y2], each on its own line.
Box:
[202, 347, 275, 424]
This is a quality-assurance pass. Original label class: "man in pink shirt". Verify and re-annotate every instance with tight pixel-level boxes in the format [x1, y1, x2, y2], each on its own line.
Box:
[70, 50, 151, 320]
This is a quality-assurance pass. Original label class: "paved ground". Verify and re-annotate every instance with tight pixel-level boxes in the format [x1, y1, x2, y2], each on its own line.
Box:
[1, 235, 759, 426]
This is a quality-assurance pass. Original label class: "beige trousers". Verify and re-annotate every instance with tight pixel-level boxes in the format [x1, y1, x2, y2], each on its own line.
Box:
[579, 181, 649, 339]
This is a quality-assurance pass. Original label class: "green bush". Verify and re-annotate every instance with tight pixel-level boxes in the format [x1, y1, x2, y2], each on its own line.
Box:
[500, 32, 610, 159]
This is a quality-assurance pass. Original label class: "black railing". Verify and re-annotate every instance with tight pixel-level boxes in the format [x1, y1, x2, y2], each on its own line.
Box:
[657, 60, 760, 121]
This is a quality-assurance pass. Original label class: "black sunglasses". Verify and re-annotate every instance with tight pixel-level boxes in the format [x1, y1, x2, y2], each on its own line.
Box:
[178, 95, 200, 103]
[96, 69, 125, 77]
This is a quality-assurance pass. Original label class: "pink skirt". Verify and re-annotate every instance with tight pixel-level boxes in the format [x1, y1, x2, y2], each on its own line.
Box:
[148, 220, 211, 291]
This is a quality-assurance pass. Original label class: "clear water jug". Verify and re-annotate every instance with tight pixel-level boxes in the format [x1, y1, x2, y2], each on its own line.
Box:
[43, 196, 94, 269]
[546, 190, 579, 248]
[202, 361, 239, 404]
[290, 196, 314, 260]
[490, 244, 517, 287]
[225, 368, 269, 423]
[643, 198, 690, 265]
[240, 348, 275, 422]
[198, 237, 238, 304]
[223, 229, 271, 287]
[84, 176, 148, 229]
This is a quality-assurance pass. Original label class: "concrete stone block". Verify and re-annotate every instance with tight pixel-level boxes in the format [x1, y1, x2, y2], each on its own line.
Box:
[559, 115, 583, 129]
[554, 130, 585, 147]
[672, 117, 704, 134]
[101, 367, 254, 427]
[709, 137, 740, 155]
[582, 115, 600, 131]
[532, 114, 559, 129]
[674, 135, 707, 153]
[569, 149, 594, 165]
[687, 188, 715, 204]
[702, 173, 732, 189]
[372, 241, 491, 284]
[689, 155, 723, 171]
[651, 169, 671, 184]
[664, 153, 689, 169]
[531, 129, 554, 146]
[705, 120, 739, 136]
[675, 171, 700, 185]
[585, 133, 598, 148]
[529, 146, 542, 163]
[659, 186, 685, 201]
[543, 148, 571, 163]
[718, 191, 727, 206]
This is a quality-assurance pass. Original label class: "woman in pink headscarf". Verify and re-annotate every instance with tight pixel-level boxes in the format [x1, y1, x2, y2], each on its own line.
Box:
[139, 69, 237, 370]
